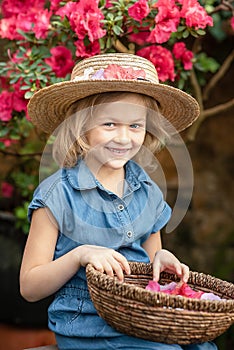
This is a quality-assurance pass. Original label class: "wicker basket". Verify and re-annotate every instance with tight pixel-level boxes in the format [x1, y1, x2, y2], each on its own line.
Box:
[86, 262, 234, 345]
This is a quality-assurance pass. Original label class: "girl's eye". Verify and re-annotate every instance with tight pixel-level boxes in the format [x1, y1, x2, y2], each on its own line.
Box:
[130, 124, 141, 129]
[103, 122, 115, 127]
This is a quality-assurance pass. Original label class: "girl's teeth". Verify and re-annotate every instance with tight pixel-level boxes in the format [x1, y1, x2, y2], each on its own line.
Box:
[109, 148, 126, 153]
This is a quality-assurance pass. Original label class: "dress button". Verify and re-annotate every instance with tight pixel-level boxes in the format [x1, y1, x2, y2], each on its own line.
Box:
[126, 231, 133, 238]
[118, 204, 124, 211]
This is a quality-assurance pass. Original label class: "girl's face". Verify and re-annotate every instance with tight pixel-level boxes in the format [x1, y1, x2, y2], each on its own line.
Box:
[85, 93, 147, 175]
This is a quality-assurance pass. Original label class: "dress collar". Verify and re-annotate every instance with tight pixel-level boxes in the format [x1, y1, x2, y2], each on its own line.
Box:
[65, 158, 152, 191]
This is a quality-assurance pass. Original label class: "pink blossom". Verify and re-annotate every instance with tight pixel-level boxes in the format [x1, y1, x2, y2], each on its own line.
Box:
[50, 0, 62, 12]
[12, 83, 28, 112]
[0, 77, 9, 89]
[155, 0, 180, 23]
[128, 26, 150, 45]
[173, 42, 194, 70]
[16, 12, 36, 33]
[231, 17, 234, 30]
[128, 0, 150, 23]
[57, 0, 106, 42]
[45, 46, 74, 78]
[137, 45, 175, 82]
[75, 40, 100, 58]
[148, 0, 180, 44]
[105, 0, 113, 8]
[0, 90, 13, 121]
[1, 182, 14, 198]
[0, 16, 22, 40]
[0, 5, 51, 40]
[56, 1, 77, 19]
[179, 0, 213, 29]
[1, 0, 45, 18]
[103, 64, 146, 80]
[33, 9, 52, 39]
[0, 138, 17, 147]
[148, 21, 176, 44]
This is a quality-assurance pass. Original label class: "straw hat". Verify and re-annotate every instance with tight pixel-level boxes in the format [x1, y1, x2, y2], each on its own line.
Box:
[27, 53, 200, 134]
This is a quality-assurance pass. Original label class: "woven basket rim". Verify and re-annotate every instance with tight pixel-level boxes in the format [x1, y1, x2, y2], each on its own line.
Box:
[86, 262, 234, 313]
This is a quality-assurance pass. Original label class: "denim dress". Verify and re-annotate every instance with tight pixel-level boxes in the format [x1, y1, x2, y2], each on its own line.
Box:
[28, 160, 217, 350]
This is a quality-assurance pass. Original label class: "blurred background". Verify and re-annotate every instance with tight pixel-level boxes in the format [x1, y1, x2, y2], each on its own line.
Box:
[0, 0, 233, 349]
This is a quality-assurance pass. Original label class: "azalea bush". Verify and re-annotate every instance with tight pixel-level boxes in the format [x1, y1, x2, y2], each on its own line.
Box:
[0, 0, 233, 232]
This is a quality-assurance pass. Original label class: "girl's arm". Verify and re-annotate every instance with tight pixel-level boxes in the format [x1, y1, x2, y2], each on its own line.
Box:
[20, 207, 130, 302]
[142, 231, 189, 283]
[20, 207, 83, 302]
[142, 231, 162, 262]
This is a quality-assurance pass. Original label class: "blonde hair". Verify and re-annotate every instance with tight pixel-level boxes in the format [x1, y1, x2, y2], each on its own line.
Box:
[52, 92, 170, 168]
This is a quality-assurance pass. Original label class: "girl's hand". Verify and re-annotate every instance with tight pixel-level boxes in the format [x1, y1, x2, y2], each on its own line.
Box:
[152, 249, 189, 283]
[77, 245, 131, 282]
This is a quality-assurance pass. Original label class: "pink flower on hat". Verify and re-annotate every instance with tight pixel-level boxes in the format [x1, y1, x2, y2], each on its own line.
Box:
[103, 64, 146, 80]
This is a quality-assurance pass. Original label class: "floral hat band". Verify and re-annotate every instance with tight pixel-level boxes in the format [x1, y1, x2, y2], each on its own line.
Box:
[72, 65, 151, 83]
[27, 53, 200, 134]
[70, 54, 159, 83]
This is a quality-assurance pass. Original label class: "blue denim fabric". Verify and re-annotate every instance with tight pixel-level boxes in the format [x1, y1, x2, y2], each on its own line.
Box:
[28, 159, 217, 349]
[55, 333, 217, 350]
[28, 159, 171, 248]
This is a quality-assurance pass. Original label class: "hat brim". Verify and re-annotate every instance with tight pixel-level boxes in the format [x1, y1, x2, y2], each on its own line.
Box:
[27, 79, 200, 134]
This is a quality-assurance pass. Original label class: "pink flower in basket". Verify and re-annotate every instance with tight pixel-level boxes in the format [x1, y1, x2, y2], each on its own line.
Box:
[146, 281, 222, 300]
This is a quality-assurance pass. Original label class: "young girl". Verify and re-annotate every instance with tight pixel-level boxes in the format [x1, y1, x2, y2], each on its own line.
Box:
[20, 53, 217, 350]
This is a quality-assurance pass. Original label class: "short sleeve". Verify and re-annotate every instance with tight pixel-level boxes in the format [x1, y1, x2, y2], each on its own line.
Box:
[151, 200, 171, 233]
[28, 186, 47, 222]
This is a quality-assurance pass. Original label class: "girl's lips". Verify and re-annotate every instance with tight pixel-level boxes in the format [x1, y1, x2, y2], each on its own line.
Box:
[106, 147, 131, 155]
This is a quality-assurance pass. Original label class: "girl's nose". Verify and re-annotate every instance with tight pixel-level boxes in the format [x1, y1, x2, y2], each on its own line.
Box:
[114, 125, 131, 144]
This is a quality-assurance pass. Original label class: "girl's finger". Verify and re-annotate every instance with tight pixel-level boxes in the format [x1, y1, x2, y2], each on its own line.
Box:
[92, 261, 104, 273]
[180, 263, 190, 283]
[102, 261, 114, 278]
[113, 251, 131, 275]
[108, 256, 127, 282]
[152, 263, 161, 282]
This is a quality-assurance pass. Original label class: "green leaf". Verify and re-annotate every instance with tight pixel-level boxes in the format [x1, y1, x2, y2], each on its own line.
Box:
[106, 36, 112, 49]
[113, 25, 123, 35]
[182, 30, 189, 38]
[195, 53, 220, 73]
[10, 76, 21, 84]
[24, 91, 34, 99]
[106, 12, 114, 21]
[20, 85, 31, 90]
[196, 29, 206, 36]
[177, 26, 186, 32]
